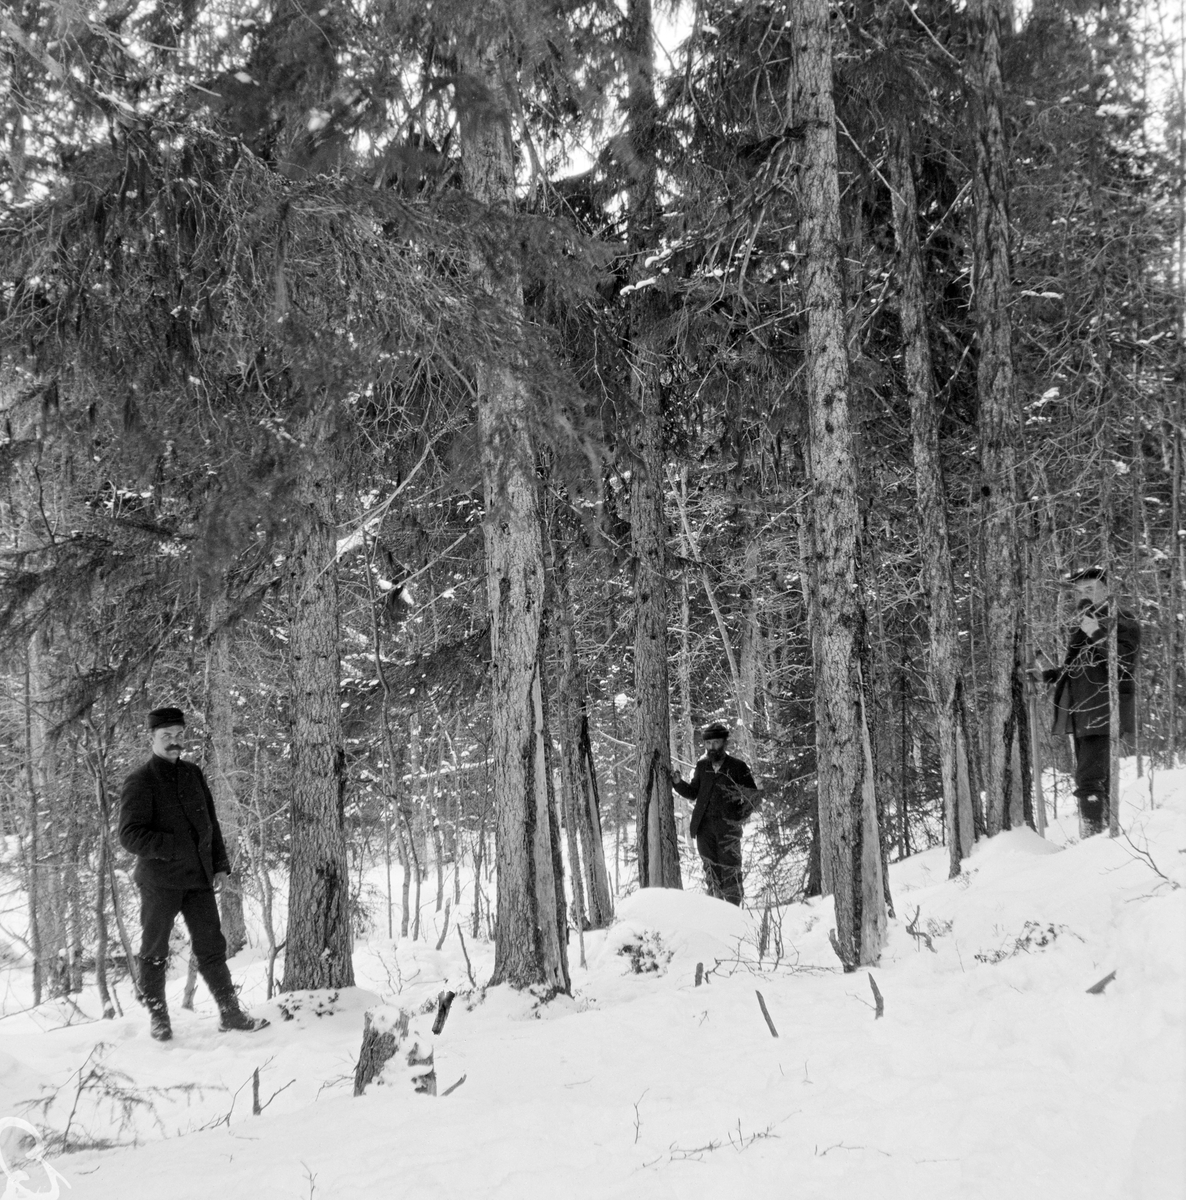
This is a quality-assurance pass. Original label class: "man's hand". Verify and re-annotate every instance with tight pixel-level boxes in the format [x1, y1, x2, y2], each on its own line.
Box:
[213, 871, 229, 894]
[1079, 613, 1101, 637]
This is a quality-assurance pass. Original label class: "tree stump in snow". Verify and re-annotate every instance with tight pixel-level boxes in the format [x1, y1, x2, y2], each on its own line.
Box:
[406, 1023, 436, 1096]
[353, 1007, 409, 1095]
[354, 1006, 439, 1096]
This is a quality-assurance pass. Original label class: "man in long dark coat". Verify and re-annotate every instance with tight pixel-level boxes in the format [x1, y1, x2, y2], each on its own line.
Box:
[119, 706, 266, 1041]
[668, 722, 759, 905]
[1039, 569, 1141, 837]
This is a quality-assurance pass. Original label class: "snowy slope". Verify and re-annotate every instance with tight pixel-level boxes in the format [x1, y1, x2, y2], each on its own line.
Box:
[1, 763, 1183, 1200]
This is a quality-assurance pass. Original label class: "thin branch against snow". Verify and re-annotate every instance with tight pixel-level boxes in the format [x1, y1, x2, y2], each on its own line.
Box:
[1119, 829, 1181, 891]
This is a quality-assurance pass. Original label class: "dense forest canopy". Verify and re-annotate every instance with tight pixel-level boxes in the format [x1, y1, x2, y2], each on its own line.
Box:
[0, 0, 1181, 995]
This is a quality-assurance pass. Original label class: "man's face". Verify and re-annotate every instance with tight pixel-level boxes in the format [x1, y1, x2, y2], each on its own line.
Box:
[1073, 578, 1108, 609]
[705, 737, 727, 761]
[150, 724, 186, 763]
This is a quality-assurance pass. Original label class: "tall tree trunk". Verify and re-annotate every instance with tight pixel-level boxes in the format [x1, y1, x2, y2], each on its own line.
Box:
[889, 128, 975, 873]
[549, 512, 614, 928]
[204, 594, 248, 954]
[737, 536, 762, 768]
[26, 631, 68, 999]
[790, 0, 885, 967]
[458, 42, 569, 992]
[626, 0, 681, 890]
[282, 440, 354, 991]
[969, 0, 1027, 834]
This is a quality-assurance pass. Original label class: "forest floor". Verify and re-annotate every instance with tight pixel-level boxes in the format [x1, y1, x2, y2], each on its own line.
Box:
[1, 763, 1183, 1199]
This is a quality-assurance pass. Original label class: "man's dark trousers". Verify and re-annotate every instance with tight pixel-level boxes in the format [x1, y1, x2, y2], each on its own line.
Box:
[1073, 735, 1110, 825]
[138, 884, 227, 970]
[695, 821, 744, 906]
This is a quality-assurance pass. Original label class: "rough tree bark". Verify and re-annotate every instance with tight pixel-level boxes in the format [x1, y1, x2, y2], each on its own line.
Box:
[790, 0, 885, 967]
[204, 593, 248, 954]
[968, 0, 1028, 834]
[282, 430, 355, 991]
[889, 127, 976, 874]
[549, 511, 613, 929]
[26, 631, 68, 999]
[458, 41, 569, 992]
[626, 0, 681, 890]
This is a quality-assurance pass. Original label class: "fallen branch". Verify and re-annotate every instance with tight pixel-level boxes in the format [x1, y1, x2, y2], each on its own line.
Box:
[441, 1073, 466, 1097]
[755, 990, 779, 1038]
[868, 973, 884, 1019]
[1086, 970, 1116, 995]
[694, 962, 704, 987]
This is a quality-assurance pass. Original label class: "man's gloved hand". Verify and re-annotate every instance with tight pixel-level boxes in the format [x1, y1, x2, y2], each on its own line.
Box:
[213, 871, 229, 894]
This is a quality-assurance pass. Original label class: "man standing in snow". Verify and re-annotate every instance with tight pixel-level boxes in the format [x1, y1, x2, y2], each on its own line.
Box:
[667, 723, 759, 905]
[1035, 569, 1141, 837]
[119, 706, 267, 1041]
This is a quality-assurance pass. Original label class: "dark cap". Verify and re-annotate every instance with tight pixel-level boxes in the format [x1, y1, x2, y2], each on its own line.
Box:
[147, 706, 186, 730]
[1065, 566, 1106, 584]
[701, 721, 730, 741]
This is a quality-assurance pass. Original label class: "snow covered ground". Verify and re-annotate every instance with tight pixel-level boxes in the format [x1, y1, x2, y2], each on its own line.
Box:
[1, 762, 1183, 1199]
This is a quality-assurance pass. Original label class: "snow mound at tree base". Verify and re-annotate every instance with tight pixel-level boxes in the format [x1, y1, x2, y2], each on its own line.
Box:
[591, 887, 757, 979]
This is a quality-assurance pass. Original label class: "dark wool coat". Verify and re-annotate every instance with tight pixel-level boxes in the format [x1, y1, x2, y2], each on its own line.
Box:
[672, 753, 758, 838]
[119, 755, 230, 890]
[1048, 605, 1141, 738]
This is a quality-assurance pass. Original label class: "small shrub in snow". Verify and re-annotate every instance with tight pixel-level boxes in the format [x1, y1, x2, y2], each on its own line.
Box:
[974, 922, 1080, 965]
[618, 931, 673, 975]
[275, 990, 342, 1021]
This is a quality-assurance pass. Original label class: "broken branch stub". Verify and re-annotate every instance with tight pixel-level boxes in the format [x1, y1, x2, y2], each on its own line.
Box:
[755, 990, 779, 1038]
[868, 973, 884, 1019]
[432, 990, 456, 1035]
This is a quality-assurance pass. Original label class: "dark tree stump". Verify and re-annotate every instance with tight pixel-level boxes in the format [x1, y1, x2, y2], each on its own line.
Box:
[354, 1007, 409, 1096]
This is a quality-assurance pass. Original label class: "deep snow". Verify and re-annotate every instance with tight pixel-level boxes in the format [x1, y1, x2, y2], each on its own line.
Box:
[1, 762, 1183, 1199]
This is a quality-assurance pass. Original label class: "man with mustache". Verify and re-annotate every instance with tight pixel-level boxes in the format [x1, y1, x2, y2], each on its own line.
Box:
[668, 722, 760, 905]
[119, 706, 267, 1041]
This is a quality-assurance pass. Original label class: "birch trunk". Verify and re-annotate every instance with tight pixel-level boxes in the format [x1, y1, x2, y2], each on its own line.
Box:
[790, 0, 885, 967]
[282, 437, 354, 991]
[889, 128, 975, 872]
[458, 42, 569, 991]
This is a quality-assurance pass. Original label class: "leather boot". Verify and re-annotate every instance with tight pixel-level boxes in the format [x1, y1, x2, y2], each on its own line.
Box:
[138, 956, 172, 1042]
[199, 960, 269, 1033]
[1079, 795, 1106, 838]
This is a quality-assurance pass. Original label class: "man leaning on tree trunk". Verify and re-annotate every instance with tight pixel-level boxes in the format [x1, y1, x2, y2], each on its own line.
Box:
[119, 706, 267, 1041]
[1033, 568, 1141, 838]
